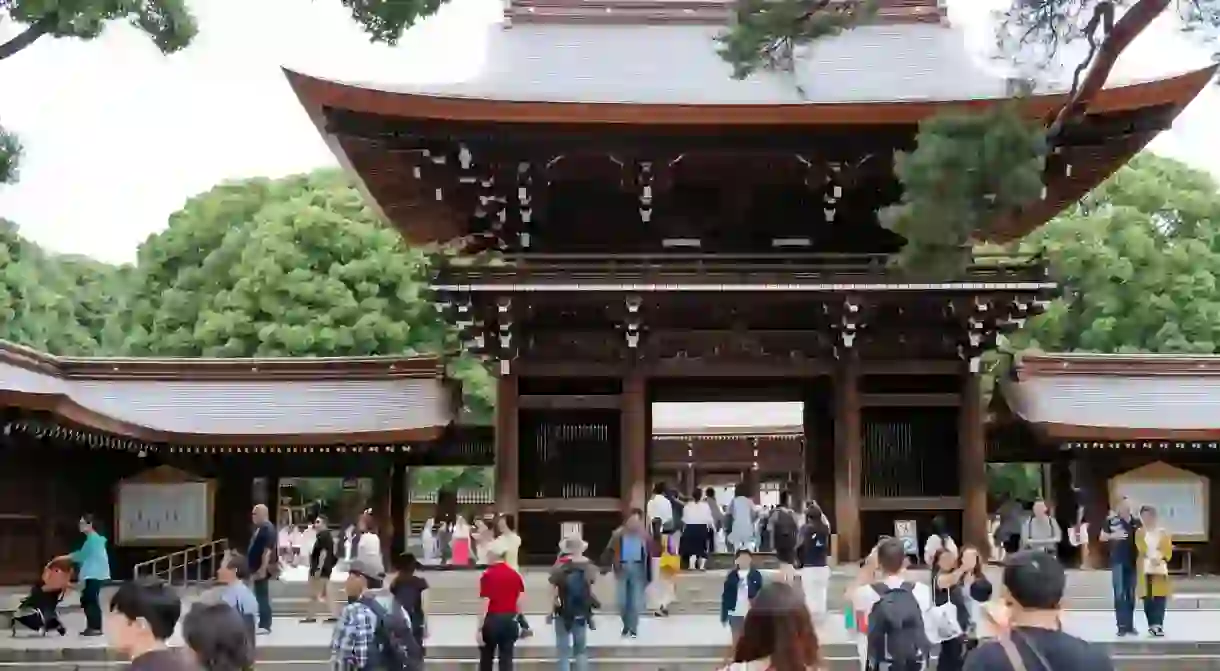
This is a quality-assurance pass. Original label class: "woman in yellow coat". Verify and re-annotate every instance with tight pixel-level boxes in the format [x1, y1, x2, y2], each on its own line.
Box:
[1135, 504, 1172, 637]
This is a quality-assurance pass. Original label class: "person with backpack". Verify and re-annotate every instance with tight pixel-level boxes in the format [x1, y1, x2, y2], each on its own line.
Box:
[329, 557, 422, 671]
[549, 536, 600, 671]
[771, 492, 801, 583]
[851, 537, 932, 671]
[1020, 500, 1062, 557]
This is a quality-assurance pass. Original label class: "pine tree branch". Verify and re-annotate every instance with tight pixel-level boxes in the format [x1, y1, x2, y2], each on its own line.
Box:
[1047, 0, 1172, 141]
[0, 15, 54, 61]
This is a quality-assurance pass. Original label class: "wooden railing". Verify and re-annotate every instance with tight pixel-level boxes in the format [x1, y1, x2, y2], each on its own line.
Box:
[132, 539, 229, 585]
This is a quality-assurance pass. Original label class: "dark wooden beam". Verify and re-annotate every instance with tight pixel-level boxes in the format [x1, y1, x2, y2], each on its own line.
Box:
[860, 393, 961, 407]
[859, 496, 964, 511]
[518, 394, 621, 410]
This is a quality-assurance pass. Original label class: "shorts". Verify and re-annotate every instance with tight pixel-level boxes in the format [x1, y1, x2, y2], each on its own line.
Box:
[310, 564, 334, 579]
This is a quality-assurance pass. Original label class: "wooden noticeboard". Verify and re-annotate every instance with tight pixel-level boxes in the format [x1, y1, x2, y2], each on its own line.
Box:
[114, 465, 216, 547]
[1109, 461, 1209, 543]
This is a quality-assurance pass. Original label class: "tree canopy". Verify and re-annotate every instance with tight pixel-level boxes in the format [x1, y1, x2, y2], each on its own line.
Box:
[1008, 152, 1220, 355]
[0, 170, 495, 422]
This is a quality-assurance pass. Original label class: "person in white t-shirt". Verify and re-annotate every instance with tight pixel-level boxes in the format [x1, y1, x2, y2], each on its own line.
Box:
[647, 483, 674, 536]
[852, 538, 933, 671]
[681, 490, 716, 570]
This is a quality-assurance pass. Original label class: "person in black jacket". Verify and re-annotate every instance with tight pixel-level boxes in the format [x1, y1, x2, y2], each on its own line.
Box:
[720, 549, 764, 640]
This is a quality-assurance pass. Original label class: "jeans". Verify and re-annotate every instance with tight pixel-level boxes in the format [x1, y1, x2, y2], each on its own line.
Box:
[617, 562, 646, 634]
[479, 613, 519, 671]
[81, 579, 103, 631]
[1111, 563, 1137, 631]
[252, 578, 273, 631]
[554, 617, 589, 671]
[1143, 580, 1167, 628]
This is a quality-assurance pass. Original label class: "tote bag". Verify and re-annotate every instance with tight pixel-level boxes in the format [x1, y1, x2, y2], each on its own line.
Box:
[926, 586, 964, 643]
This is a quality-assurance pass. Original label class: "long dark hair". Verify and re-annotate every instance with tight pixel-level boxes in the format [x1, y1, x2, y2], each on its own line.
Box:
[183, 603, 255, 671]
[730, 582, 820, 671]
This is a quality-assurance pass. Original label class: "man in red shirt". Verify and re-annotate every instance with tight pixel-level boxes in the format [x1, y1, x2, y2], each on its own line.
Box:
[478, 548, 524, 670]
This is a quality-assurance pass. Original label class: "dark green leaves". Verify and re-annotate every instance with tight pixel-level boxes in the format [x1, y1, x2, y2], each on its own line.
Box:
[880, 104, 1047, 276]
[716, 0, 877, 79]
[0, 126, 20, 184]
[338, 0, 448, 45]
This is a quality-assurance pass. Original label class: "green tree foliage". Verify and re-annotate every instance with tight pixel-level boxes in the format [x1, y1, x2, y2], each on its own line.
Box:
[1012, 153, 1220, 355]
[410, 466, 493, 495]
[880, 104, 1047, 275]
[0, 127, 19, 184]
[113, 169, 494, 420]
[0, 219, 124, 354]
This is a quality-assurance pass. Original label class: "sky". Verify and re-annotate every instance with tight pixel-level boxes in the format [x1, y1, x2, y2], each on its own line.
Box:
[0, 0, 1217, 264]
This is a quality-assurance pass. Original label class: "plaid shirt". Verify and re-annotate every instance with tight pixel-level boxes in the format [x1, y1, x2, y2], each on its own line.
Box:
[330, 600, 377, 671]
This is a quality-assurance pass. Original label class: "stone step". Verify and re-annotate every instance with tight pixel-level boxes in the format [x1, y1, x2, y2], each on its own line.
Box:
[4, 644, 1219, 671]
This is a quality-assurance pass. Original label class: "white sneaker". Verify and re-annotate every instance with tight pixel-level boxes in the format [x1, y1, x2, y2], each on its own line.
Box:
[256, 628, 272, 636]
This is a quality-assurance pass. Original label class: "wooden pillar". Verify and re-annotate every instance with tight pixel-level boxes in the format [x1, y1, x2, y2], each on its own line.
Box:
[834, 357, 862, 562]
[959, 369, 988, 550]
[495, 370, 520, 518]
[621, 373, 647, 515]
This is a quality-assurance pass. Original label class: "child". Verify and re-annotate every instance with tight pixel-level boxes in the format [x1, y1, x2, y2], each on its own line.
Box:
[719, 549, 763, 639]
[9, 558, 72, 636]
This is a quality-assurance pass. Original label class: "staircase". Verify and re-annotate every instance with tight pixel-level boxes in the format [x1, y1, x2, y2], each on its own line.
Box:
[132, 539, 229, 586]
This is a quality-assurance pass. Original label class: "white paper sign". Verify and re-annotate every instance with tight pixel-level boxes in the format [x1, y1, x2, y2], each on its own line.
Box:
[118, 482, 209, 544]
[1114, 480, 1206, 538]
[894, 520, 918, 555]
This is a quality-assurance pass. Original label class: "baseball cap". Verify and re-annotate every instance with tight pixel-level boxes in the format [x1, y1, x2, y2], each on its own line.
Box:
[348, 557, 385, 587]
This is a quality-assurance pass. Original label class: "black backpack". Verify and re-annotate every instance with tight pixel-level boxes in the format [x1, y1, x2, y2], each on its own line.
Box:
[865, 582, 930, 671]
[772, 509, 798, 547]
[557, 563, 592, 622]
[361, 596, 423, 671]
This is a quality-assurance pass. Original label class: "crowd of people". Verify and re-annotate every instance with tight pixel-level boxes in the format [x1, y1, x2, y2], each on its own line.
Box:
[3, 493, 1180, 671]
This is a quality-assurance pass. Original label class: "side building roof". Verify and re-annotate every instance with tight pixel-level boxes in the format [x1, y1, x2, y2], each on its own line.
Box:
[1002, 352, 1220, 442]
[0, 341, 457, 446]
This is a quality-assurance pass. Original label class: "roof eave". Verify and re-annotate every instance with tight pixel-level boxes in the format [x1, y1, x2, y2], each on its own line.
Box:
[282, 64, 1217, 126]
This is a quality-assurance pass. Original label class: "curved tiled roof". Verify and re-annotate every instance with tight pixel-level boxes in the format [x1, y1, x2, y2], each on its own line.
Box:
[0, 341, 456, 445]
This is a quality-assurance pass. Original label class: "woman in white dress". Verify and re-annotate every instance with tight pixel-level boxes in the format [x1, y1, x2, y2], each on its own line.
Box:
[420, 518, 437, 564]
[720, 582, 821, 671]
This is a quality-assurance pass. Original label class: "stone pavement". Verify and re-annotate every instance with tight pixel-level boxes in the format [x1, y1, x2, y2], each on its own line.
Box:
[4, 611, 1220, 669]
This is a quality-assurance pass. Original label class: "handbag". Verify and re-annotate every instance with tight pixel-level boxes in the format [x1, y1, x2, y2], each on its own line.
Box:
[927, 600, 964, 642]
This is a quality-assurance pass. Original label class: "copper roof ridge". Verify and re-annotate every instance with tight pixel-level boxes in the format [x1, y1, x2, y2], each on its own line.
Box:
[0, 339, 445, 381]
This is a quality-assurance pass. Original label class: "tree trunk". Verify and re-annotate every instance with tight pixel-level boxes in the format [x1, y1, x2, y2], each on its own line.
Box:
[0, 16, 54, 61]
[1048, 0, 1173, 139]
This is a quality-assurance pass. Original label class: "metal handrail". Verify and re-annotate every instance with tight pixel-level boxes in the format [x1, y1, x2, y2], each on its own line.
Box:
[132, 538, 230, 585]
